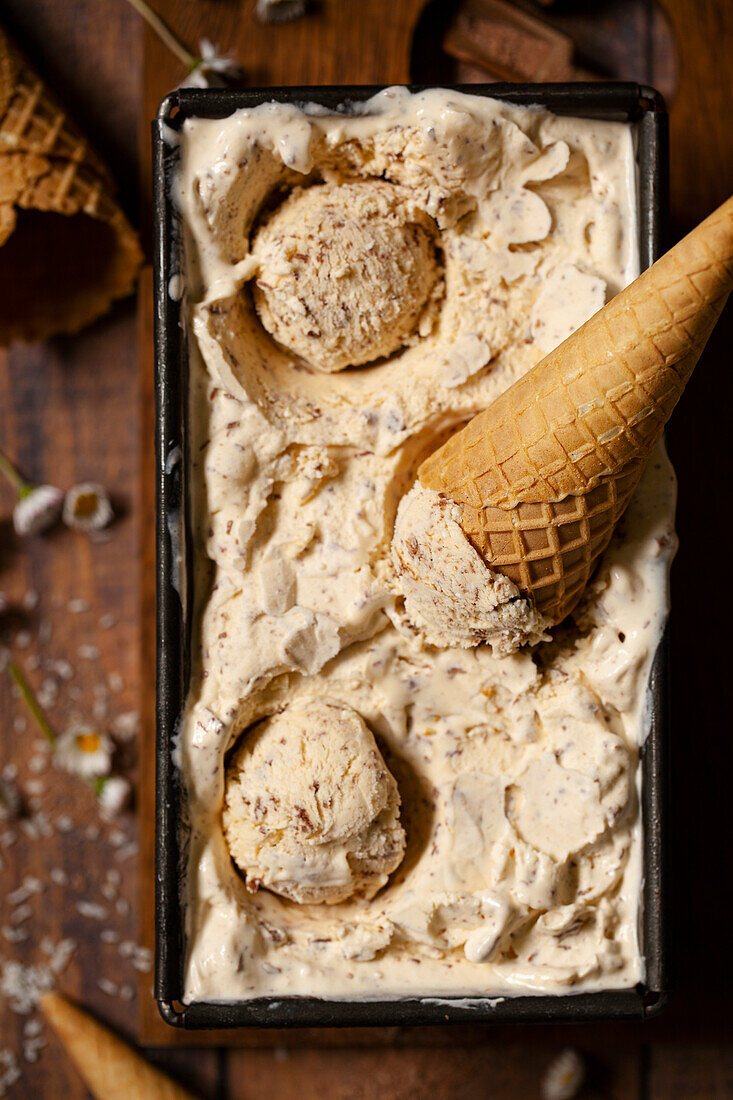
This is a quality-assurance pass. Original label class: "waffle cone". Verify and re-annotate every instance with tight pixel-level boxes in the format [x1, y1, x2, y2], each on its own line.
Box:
[41, 993, 195, 1100]
[0, 26, 142, 343]
[420, 195, 733, 623]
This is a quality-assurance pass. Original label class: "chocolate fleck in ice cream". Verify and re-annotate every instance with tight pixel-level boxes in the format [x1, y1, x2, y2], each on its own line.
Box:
[176, 88, 676, 1002]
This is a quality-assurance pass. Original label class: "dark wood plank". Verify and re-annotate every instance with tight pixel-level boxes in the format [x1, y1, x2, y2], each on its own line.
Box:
[227, 1041, 642, 1100]
[648, 1043, 733, 1099]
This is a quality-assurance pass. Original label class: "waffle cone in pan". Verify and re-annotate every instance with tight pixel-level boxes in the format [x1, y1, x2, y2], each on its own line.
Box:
[41, 993, 195, 1100]
[0, 26, 142, 343]
[420, 195, 733, 625]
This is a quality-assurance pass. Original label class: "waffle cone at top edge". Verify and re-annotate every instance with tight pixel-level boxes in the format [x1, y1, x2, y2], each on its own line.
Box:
[0, 25, 142, 342]
[0, 27, 110, 179]
[419, 194, 733, 510]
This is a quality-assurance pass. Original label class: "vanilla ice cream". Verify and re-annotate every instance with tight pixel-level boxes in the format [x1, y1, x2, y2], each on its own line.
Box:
[223, 698, 405, 904]
[175, 88, 676, 1003]
[392, 482, 551, 654]
[252, 180, 441, 371]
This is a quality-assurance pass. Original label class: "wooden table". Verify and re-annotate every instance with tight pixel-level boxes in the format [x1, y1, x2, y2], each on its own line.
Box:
[1, 0, 732, 1096]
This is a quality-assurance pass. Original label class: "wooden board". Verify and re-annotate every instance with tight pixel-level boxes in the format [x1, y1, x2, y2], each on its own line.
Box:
[1, 0, 732, 1095]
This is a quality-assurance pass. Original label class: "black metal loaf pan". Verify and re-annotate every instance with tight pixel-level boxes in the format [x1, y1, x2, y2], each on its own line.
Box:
[153, 83, 669, 1029]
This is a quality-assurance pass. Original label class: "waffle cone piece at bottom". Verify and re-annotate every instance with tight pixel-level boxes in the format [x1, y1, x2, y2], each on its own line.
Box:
[41, 993, 196, 1100]
[419, 195, 733, 625]
[0, 26, 142, 343]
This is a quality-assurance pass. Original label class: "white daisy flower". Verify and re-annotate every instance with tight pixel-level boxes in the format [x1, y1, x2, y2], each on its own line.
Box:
[0, 450, 63, 536]
[97, 776, 132, 818]
[542, 1049, 586, 1100]
[181, 39, 245, 88]
[55, 727, 113, 780]
[13, 485, 64, 536]
[63, 483, 114, 533]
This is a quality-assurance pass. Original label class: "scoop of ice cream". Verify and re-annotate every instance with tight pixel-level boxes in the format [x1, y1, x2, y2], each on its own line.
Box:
[222, 698, 406, 904]
[392, 483, 551, 657]
[251, 180, 440, 372]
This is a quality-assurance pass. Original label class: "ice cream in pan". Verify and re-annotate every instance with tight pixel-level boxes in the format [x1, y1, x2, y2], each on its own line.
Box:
[178, 88, 730, 1002]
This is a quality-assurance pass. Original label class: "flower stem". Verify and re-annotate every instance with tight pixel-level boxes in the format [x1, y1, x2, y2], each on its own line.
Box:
[0, 450, 30, 498]
[7, 660, 56, 745]
[122, 0, 198, 69]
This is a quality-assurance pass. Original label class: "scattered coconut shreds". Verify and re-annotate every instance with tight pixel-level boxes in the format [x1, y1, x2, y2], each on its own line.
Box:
[97, 978, 119, 997]
[76, 901, 109, 922]
[52, 659, 74, 681]
[542, 1048, 586, 1100]
[0, 1048, 21, 1095]
[28, 756, 47, 775]
[108, 672, 123, 692]
[21, 591, 39, 612]
[112, 711, 140, 740]
[49, 869, 68, 886]
[63, 482, 114, 533]
[78, 644, 100, 661]
[10, 906, 33, 927]
[100, 613, 116, 630]
[14, 632, 31, 650]
[22, 1037, 46, 1064]
[100, 930, 119, 945]
[67, 598, 90, 614]
[2, 765, 18, 782]
[114, 842, 138, 862]
[47, 939, 77, 975]
[7, 879, 43, 906]
[22, 1021, 42, 1039]
[12, 717, 26, 735]
[120, 984, 134, 1002]
[93, 698, 109, 722]
[2, 928, 29, 945]
[55, 815, 74, 834]
[0, 959, 54, 1014]
[37, 622, 52, 645]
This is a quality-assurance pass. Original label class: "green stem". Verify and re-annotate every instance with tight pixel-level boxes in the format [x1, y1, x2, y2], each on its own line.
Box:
[0, 450, 30, 498]
[7, 660, 56, 745]
[121, 0, 198, 69]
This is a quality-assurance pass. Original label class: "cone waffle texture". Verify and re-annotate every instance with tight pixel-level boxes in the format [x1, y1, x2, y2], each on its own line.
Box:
[420, 195, 733, 622]
[41, 993, 196, 1100]
[0, 25, 141, 342]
